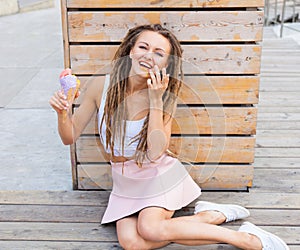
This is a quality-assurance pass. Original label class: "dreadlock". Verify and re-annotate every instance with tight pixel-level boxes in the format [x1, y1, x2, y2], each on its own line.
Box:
[100, 24, 183, 166]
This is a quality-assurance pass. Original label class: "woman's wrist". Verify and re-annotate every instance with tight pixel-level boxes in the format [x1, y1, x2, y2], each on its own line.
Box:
[149, 98, 163, 109]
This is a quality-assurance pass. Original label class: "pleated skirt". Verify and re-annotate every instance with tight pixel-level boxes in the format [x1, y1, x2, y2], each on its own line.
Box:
[101, 154, 201, 224]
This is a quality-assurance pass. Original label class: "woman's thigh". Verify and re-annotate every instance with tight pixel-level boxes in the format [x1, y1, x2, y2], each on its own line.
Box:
[137, 207, 175, 242]
[116, 214, 170, 250]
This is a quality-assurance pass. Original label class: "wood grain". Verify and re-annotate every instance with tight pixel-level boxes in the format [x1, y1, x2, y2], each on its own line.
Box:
[78, 107, 257, 135]
[68, 11, 263, 42]
[77, 163, 253, 190]
[75, 75, 259, 105]
[76, 136, 256, 163]
[66, 0, 264, 8]
[70, 45, 262, 75]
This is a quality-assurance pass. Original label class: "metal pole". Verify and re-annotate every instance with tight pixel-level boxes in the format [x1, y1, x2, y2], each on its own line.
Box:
[265, 0, 270, 25]
[280, 0, 287, 37]
[275, 0, 278, 22]
[292, 0, 296, 22]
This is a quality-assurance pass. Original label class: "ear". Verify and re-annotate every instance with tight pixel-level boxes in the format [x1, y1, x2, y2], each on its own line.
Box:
[129, 51, 133, 59]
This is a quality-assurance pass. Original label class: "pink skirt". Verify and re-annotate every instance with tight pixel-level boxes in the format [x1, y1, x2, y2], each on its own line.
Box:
[101, 154, 201, 224]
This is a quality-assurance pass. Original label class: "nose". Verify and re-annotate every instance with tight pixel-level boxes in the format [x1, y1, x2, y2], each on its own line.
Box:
[143, 51, 154, 61]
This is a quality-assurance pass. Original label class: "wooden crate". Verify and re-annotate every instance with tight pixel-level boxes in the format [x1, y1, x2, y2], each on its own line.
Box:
[60, 0, 264, 190]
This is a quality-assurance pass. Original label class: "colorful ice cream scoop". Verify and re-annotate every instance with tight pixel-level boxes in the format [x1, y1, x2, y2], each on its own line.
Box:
[59, 69, 80, 122]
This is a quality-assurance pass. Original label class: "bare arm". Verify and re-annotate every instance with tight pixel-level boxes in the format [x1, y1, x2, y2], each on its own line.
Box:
[49, 76, 104, 145]
[146, 66, 174, 160]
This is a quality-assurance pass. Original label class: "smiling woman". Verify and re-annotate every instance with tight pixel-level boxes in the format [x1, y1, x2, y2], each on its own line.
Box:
[49, 24, 288, 250]
[129, 31, 171, 79]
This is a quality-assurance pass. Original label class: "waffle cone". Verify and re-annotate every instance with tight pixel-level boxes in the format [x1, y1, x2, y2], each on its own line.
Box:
[60, 75, 80, 123]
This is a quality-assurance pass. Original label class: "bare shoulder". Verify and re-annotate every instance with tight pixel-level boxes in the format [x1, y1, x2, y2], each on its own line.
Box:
[79, 75, 106, 108]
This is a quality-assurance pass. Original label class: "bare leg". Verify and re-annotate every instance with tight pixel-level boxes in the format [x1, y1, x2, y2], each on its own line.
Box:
[116, 209, 228, 250]
[182, 210, 226, 225]
[137, 207, 262, 249]
[116, 216, 170, 250]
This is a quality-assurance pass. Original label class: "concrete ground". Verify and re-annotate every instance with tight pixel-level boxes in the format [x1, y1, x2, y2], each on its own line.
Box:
[0, 1, 299, 190]
[0, 0, 72, 190]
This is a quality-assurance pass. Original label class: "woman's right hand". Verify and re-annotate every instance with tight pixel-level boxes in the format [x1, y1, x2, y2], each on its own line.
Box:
[49, 90, 69, 115]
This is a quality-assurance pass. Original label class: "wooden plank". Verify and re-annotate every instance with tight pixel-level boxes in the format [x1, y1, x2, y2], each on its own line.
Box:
[169, 136, 255, 163]
[60, 0, 70, 68]
[0, 222, 296, 244]
[256, 148, 300, 158]
[0, 190, 110, 206]
[254, 157, 300, 169]
[77, 164, 253, 190]
[70, 44, 262, 75]
[256, 131, 300, 148]
[0, 222, 116, 242]
[253, 169, 300, 193]
[179, 76, 259, 105]
[79, 107, 257, 135]
[68, 11, 264, 42]
[257, 121, 300, 130]
[261, 66, 300, 74]
[247, 209, 300, 226]
[258, 107, 300, 113]
[172, 107, 257, 135]
[66, 0, 265, 8]
[76, 136, 256, 163]
[76, 75, 260, 105]
[258, 112, 300, 121]
[261, 72, 300, 78]
[1, 191, 300, 209]
[258, 92, 300, 107]
[0, 242, 122, 250]
[1, 205, 299, 226]
[175, 208, 300, 226]
[0, 205, 104, 223]
[0, 241, 298, 250]
[262, 38, 300, 49]
[70, 143, 78, 189]
[261, 50, 300, 56]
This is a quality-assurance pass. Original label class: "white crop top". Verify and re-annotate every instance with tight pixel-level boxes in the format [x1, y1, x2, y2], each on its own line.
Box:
[98, 75, 146, 157]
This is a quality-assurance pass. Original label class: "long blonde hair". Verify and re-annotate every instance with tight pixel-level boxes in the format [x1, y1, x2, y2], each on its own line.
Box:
[100, 24, 183, 166]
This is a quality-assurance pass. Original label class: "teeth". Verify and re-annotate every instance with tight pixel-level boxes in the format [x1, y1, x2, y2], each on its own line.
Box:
[140, 62, 152, 69]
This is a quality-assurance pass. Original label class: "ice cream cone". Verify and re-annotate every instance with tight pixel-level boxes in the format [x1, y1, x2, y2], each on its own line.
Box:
[60, 72, 80, 122]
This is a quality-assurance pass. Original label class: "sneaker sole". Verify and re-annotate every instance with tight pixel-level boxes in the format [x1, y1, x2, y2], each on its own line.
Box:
[242, 222, 289, 250]
[195, 201, 250, 218]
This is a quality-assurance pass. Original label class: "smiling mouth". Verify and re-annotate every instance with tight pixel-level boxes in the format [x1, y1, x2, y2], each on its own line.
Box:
[139, 61, 152, 70]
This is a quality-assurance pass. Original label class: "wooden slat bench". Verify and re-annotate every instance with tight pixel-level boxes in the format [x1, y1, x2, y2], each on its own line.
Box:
[60, 0, 264, 190]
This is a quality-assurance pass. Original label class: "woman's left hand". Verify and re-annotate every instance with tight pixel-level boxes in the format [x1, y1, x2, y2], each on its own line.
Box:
[147, 65, 169, 104]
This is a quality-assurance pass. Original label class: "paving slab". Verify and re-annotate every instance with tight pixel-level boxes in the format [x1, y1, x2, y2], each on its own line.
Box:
[0, 0, 72, 190]
[0, 108, 72, 190]
[7, 68, 63, 108]
[0, 68, 38, 107]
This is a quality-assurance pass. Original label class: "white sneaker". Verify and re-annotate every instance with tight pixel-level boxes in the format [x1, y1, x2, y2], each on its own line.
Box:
[239, 222, 289, 250]
[194, 201, 250, 222]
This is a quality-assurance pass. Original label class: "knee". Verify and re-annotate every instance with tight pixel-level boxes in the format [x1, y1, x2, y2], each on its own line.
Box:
[137, 219, 168, 242]
[118, 234, 142, 250]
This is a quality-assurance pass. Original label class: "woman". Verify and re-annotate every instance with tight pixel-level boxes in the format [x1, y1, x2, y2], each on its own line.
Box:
[50, 24, 289, 250]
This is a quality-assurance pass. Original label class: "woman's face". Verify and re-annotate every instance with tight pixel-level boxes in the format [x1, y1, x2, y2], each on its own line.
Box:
[129, 30, 171, 78]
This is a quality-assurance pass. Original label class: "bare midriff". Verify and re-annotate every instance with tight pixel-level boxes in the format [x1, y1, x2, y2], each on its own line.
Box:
[110, 155, 134, 163]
